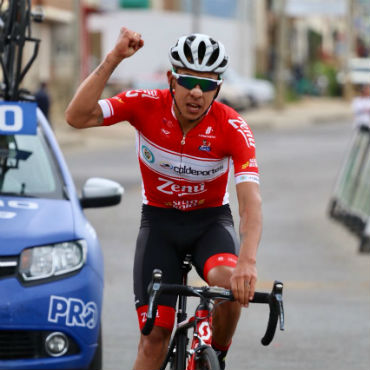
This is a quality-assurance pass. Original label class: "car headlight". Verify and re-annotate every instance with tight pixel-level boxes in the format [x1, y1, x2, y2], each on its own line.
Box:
[19, 240, 87, 281]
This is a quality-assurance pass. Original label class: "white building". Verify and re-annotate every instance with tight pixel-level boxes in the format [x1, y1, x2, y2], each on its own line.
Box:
[88, 8, 255, 85]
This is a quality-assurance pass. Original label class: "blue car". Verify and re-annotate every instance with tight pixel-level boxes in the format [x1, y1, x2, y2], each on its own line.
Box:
[0, 102, 123, 369]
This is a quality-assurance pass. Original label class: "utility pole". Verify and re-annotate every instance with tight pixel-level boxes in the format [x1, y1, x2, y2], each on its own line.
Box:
[274, 0, 287, 110]
[237, 0, 249, 76]
[344, 0, 355, 101]
[191, 0, 201, 33]
[73, 0, 81, 89]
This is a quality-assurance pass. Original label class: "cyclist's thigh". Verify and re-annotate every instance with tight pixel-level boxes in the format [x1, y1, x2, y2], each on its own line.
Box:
[192, 217, 239, 283]
[133, 209, 183, 309]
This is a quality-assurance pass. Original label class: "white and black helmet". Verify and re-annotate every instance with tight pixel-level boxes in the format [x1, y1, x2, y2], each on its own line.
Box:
[169, 33, 229, 74]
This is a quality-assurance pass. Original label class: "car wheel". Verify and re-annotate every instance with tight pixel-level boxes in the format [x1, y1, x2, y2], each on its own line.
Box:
[248, 94, 258, 108]
[88, 327, 102, 370]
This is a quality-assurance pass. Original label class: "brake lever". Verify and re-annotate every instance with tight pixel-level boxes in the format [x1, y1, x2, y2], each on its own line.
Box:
[147, 269, 163, 319]
[272, 281, 285, 331]
[142, 269, 162, 336]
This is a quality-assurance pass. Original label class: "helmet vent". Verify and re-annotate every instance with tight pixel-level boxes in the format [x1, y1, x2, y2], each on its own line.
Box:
[171, 50, 180, 62]
[198, 42, 206, 64]
[219, 58, 228, 68]
[207, 47, 220, 67]
[184, 42, 194, 63]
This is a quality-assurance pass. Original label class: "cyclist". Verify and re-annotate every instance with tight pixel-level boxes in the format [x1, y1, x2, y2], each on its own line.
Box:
[65, 27, 262, 370]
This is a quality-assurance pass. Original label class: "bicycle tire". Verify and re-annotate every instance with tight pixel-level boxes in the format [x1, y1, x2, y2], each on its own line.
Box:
[194, 347, 220, 370]
[170, 334, 187, 370]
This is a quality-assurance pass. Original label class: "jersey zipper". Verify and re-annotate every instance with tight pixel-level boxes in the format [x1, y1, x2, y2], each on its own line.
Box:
[179, 134, 186, 186]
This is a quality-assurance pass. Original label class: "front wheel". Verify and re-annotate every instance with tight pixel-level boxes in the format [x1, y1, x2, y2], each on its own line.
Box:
[194, 347, 220, 370]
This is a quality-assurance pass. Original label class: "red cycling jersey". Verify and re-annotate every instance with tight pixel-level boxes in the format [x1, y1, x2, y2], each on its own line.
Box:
[99, 89, 259, 211]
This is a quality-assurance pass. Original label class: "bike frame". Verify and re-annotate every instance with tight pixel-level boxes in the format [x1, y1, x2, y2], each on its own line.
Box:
[160, 255, 215, 370]
[143, 258, 284, 370]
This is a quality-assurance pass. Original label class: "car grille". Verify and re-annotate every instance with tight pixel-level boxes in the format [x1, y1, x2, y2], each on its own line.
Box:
[0, 330, 79, 359]
[0, 256, 18, 278]
[0, 331, 41, 359]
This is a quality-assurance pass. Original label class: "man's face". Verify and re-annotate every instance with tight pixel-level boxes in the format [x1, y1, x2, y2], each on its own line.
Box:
[168, 68, 221, 123]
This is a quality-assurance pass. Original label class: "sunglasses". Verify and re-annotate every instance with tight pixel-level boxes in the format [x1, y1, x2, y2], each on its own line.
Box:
[172, 71, 222, 92]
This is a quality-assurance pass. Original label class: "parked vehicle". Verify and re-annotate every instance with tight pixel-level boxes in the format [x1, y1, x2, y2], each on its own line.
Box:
[0, 104, 123, 369]
[217, 82, 253, 111]
[221, 68, 275, 107]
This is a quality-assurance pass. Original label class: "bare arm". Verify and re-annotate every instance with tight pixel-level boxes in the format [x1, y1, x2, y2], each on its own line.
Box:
[65, 27, 144, 129]
[230, 182, 262, 306]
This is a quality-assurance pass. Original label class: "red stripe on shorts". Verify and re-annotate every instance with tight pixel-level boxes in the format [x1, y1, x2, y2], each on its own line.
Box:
[203, 253, 238, 282]
[137, 305, 176, 332]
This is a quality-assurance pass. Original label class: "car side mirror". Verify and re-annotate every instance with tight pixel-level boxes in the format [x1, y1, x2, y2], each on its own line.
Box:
[80, 177, 124, 209]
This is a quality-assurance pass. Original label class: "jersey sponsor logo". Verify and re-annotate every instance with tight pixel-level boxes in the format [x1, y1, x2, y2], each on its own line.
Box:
[241, 158, 258, 169]
[198, 133, 216, 139]
[157, 177, 206, 197]
[161, 128, 170, 136]
[162, 117, 174, 128]
[165, 199, 205, 210]
[48, 295, 98, 329]
[205, 126, 213, 135]
[228, 117, 255, 148]
[141, 145, 155, 163]
[125, 89, 159, 99]
[158, 162, 223, 177]
[160, 162, 172, 169]
[140, 310, 160, 323]
[112, 96, 125, 104]
[139, 134, 229, 181]
[199, 126, 216, 139]
[217, 255, 238, 264]
[199, 140, 211, 152]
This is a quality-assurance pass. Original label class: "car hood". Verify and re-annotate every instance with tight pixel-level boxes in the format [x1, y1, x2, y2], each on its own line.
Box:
[0, 198, 75, 254]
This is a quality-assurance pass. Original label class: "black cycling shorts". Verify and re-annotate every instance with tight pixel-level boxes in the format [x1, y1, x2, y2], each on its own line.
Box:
[133, 204, 239, 331]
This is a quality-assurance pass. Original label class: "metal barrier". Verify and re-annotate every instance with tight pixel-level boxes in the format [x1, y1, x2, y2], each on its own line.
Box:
[328, 124, 370, 253]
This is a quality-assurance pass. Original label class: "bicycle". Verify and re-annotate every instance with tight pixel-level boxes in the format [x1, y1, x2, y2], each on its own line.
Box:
[0, 0, 43, 101]
[142, 254, 285, 370]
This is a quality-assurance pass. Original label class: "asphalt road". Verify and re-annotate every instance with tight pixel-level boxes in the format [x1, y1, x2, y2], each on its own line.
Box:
[62, 119, 370, 370]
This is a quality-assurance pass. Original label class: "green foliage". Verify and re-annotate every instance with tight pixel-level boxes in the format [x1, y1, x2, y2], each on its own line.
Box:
[310, 61, 341, 97]
[285, 86, 301, 102]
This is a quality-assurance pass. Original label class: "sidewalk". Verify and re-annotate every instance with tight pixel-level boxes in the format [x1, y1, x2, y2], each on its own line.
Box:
[245, 97, 352, 130]
[54, 97, 353, 150]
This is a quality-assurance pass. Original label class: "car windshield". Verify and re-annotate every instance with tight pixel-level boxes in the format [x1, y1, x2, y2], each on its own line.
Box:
[0, 129, 65, 199]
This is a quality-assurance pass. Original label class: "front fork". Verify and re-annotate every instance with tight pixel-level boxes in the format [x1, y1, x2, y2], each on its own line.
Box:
[186, 304, 213, 370]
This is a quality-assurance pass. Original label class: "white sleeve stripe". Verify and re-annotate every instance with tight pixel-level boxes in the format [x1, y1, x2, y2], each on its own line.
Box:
[235, 173, 260, 185]
[98, 99, 113, 118]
